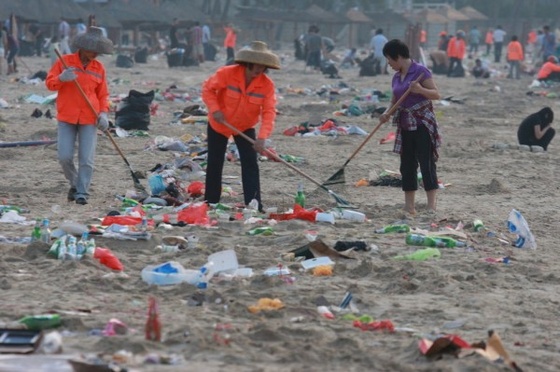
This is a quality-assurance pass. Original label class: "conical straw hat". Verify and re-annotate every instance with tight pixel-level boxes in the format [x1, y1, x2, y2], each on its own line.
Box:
[72, 26, 114, 54]
[235, 41, 280, 69]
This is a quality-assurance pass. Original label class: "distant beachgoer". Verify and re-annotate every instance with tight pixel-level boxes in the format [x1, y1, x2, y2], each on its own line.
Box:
[536, 55, 560, 82]
[468, 26, 481, 56]
[484, 27, 493, 56]
[447, 30, 466, 77]
[370, 28, 388, 74]
[472, 58, 490, 78]
[223, 23, 237, 65]
[493, 26, 506, 63]
[517, 107, 555, 151]
[58, 17, 71, 54]
[541, 25, 556, 63]
[429, 50, 448, 75]
[340, 47, 357, 68]
[3, 25, 18, 75]
[438, 31, 449, 52]
[506, 35, 523, 79]
[169, 18, 179, 49]
[304, 25, 322, 70]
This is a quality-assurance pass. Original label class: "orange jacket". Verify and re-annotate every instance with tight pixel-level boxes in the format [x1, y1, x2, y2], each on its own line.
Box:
[224, 26, 236, 48]
[420, 30, 427, 43]
[447, 37, 466, 59]
[537, 61, 560, 79]
[507, 41, 524, 61]
[528, 31, 537, 44]
[202, 65, 276, 139]
[45, 52, 109, 125]
[485, 31, 493, 44]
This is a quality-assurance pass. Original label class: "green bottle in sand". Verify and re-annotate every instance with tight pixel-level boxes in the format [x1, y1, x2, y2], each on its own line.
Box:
[18, 314, 62, 330]
[375, 224, 410, 234]
[394, 248, 441, 261]
[405, 233, 466, 248]
[294, 182, 305, 208]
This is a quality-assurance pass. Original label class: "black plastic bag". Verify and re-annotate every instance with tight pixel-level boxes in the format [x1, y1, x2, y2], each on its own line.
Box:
[115, 90, 154, 130]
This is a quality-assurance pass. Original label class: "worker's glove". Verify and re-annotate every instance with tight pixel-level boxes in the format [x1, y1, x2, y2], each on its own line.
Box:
[97, 112, 109, 132]
[59, 68, 77, 82]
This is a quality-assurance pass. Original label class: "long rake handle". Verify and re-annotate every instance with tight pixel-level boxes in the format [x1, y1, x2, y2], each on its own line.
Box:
[54, 49, 139, 174]
[340, 72, 425, 168]
[221, 121, 334, 193]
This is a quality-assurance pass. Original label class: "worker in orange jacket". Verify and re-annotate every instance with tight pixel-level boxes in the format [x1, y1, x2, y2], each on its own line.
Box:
[223, 23, 237, 65]
[506, 35, 524, 79]
[446, 30, 466, 77]
[202, 41, 280, 211]
[537, 56, 560, 82]
[45, 27, 112, 205]
[485, 28, 493, 56]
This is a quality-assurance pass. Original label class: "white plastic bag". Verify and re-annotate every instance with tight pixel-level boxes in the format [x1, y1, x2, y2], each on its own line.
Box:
[506, 209, 537, 249]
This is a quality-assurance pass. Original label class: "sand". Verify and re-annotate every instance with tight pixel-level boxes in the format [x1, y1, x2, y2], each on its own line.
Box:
[0, 49, 559, 372]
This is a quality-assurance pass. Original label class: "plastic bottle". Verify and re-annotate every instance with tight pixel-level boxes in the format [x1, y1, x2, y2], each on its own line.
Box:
[40, 218, 51, 244]
[145, 296, 161, 341]
[394, 247, 441, 261]
[295, 182, 305, 208]
[0, 205, 29, 214]
[375, 224, 411, 234]
[67, 236, 77, 260]
[86, 237, 96, 257]
[57, 236, 68, 260]
[405, 233, 466, 248]
[31, 219, 42, 242]
[115, 195, 140, 207]
[77, 232, 88, 258]
[247, 227, 274, 236]
[473, 219, 484, 232]
[18, 314, 62, 330]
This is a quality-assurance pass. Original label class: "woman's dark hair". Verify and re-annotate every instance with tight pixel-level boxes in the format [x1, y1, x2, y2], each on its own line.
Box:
[539, 106, 554, 125]
[511, 35, 518, 41]
[383, 39, 410, 60]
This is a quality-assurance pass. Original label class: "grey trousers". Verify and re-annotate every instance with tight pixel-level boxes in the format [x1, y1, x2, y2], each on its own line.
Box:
[57, 122, 97, 199]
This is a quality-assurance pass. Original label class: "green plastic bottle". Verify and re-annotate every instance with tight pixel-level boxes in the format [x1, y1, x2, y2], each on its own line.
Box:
[473, 219, 484, 232]
[405, 233, 466, 248]
[375, 224, 410, 234]
[247, 227, 274, 236]
[394, 247, 441, 261]
[31, 219, 42, 242]
[294, 182, 305, 208]
[18, 314, 62, 330]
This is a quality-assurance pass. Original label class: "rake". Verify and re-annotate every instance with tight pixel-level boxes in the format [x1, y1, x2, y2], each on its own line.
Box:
[55, 49, 148, 196]
[321, 73, 424, 188]
[221, 121, 352, 207]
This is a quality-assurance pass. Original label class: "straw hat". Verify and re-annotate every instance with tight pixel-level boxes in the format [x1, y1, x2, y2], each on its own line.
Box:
[235, 41, 280, 70]
[72, 26, 113, 54]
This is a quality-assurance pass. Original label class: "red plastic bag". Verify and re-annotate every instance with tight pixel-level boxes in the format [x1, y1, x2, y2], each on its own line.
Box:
[293, 204, 319, 222]
[353, 319, 395, 332]
[177, 202, 210, 225]
[101, 215, 142, 226]
[94, 247, 124, 271]
[187, 181, 205, 197]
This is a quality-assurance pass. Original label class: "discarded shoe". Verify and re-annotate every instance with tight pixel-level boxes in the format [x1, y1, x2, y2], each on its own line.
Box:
[75, 197, 88, 205]
[67, 187, 77, 201]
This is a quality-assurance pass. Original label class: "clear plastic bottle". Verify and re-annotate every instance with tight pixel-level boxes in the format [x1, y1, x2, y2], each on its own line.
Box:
[67, 236, 77, 260]
[405, 233, 466, 248]
[77, 232, 88, 258]
[85, 237, 96, 257]
[57, 236, 68, 260]
[40, 218, 51, 244]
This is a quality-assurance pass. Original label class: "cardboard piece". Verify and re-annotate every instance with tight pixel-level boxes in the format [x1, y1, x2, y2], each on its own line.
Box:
[419, 334, 471, 357]
[0, 329, 43, 354]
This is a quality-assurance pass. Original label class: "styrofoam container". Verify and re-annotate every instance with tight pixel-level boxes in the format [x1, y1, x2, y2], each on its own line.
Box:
[341, 210, 366, 222]
[207, 249, 239, 274]
[141, 261, 200, 286]
[301, 256, 335, 270]
[316, 212, 335, 224]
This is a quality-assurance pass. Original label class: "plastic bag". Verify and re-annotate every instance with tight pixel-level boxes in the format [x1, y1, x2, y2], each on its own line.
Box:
[115, 90, 154, 130]
[94, 247, 124, 271]
[506, 209, 537, 249]
[177, 202, 209, 225]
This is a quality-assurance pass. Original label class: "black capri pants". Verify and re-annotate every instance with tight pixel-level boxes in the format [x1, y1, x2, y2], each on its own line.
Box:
[400, 124, 438, 191]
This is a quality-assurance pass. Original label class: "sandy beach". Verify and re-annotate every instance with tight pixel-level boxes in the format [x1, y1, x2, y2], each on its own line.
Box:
[0, 48, 559, 371]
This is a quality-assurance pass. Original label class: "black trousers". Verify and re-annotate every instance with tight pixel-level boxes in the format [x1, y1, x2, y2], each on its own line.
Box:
[226, 47, 235, 65]
[204, 125, 261, 208]
[519, 128, 555, 151]
[400, 125, 438, 192]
